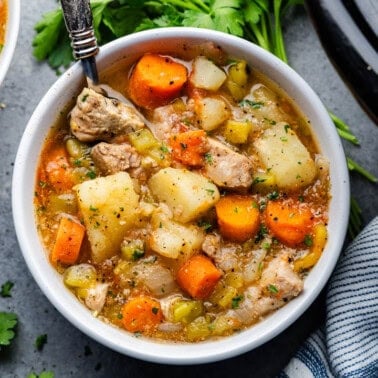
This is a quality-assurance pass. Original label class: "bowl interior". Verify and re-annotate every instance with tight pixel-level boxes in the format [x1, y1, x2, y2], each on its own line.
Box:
[12, 27, 350, 365]
[0, 0, 20, 86]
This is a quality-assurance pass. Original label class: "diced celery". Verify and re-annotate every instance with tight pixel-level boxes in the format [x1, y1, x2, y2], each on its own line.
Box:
[210, 284, 238, 308]
[172, 300, 203, 324]
[223, 120, 252, 144]
[48, 193, 78, 214]
[147, 146, 171, 167]
[212, 315, 240, 336]
[224, 272, 244, 289]
[120, 239, 145, 261]
[129, 129, 159, 153]
[64, 264, 97, 288]
[66, 138, 88, 159]
[186, 316, 212, 341]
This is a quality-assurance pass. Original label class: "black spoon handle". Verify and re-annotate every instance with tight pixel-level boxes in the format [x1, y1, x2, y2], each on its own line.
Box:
[60, 0, 99, 84]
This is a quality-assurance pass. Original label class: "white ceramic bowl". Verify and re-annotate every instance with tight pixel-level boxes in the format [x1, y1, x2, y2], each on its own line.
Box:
[0, 0, 20, 86]
[12, 27, 350, 365]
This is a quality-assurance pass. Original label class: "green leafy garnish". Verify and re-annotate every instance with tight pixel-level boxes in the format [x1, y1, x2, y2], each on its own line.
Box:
[304, 234, 313, 247]
[267, 284, 279, 294]
[231, 295, 244, 309]
[27, 371, 55, 378]
[1, 281, 14, 297]
[0, 312, 18, 348]
[35, 334, 48, 351]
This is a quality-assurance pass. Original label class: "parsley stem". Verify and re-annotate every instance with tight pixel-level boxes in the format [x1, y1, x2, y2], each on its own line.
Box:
[273, 0, 288, 63]
[348, 197, 362, 238]
[161, 0, 204, 12]
[189, 0, 210, 13]
[347, 157, 378, 183]
[248, 21, 271, 51]
[329, 111, 359, 145]
[337, 129, 360, 145]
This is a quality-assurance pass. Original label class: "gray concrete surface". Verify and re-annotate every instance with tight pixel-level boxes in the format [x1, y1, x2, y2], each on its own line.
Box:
[0, 1, 377, 377]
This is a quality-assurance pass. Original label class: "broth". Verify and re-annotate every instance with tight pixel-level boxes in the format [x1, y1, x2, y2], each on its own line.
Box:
[0, 0, 7, 52]
[35, 44, 330, 342]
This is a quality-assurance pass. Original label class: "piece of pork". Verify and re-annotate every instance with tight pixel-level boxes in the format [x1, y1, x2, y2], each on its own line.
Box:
[225, 256, 303, 324]
[91, 142, 141, 175]
[149, 103, 196, 141]
[204, 138, 253, 190]
[202, 234, 239, 272]
[84, 283, 109, 313]
[70, 88, 145, 142]
[259, 255, 303, 300]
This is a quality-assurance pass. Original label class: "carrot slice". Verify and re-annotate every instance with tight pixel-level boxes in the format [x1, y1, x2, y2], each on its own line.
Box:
[265, 200, 314, 246]
[51, 217, 85, 265]
[215, 195, 260, 242]
[45, 146, 73, 191]
[169, 129, 208, 166]
[128, 53, 188, 109]
[176, 254, 222, 299]
[122, 296, 163, 333]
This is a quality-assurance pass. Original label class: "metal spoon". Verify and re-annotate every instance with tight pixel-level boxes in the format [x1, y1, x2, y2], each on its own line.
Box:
[60, 0, 136, 106]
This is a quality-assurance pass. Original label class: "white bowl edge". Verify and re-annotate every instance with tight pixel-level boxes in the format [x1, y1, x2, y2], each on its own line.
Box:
[12, 27, 350, 365]
[0, 0, 20, 86]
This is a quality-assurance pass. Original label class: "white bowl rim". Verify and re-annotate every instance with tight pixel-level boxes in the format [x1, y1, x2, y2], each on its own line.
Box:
[12, 27, 350, 365]
[0, 0, 20, 86]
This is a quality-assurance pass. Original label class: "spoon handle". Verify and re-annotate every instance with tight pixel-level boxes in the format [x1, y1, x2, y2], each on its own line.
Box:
[60, 0, 99, 84]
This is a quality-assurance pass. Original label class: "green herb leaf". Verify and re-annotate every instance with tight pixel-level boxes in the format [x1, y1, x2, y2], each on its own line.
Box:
[27, 371, 55, 378]
[0, 312, 18, 347]
[1, 281, 14, 297]
[231, 295, 244, 309]
[267, 284, 279, 294]
[35, 334, 48, 351]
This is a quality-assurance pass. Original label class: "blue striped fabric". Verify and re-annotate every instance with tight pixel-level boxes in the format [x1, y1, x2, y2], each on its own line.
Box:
[280, 217, 378, 378]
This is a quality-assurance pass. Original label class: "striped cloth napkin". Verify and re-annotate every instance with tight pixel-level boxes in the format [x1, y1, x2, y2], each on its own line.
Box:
[279, 217, 378, 378]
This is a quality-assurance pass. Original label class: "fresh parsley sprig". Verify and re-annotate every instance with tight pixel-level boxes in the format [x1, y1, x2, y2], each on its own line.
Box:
[0, 312, 18, 349]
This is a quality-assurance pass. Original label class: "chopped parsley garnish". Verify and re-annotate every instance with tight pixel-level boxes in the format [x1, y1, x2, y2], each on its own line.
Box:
[204, 152, 213, 165]
[239, 99, 264, 109]
[27, 371, 55, 378]
[151, 307, 159, 315]
[86, 170, 97, 179]
[304, 234, 313, 247]
[255, 225, 268, 242]
[1, 281, 14, 297]
[253, 176, 266, 184]
[0, 312, 18, 347]
[197, 220, 213, 232]
[284, 124, 291, 133]
[268, 284, 279, 294]
[35, 334, 48, 351]
[132, 249, 145, 261]
[89, 205, 98, 211]
[231, 295, 244, 309]
[267, 191, 279, 200]
[160, 144, 169, 153]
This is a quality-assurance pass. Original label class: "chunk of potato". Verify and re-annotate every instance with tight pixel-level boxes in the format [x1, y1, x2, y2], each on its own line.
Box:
[149, 221, 204, 259]
[196, 97, 229, 131]
[74, 172, 139, 262]
[148, 168, 220, 223]
[190, 56, 227, 91]
[254, 123, 316, 190]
